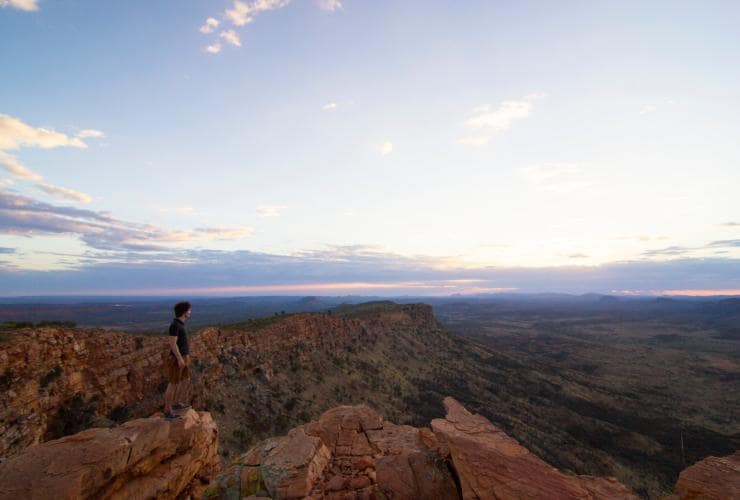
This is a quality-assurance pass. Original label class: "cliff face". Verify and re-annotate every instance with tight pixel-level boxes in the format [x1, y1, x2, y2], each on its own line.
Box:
[0, 409, 219, 500]
[0, 303, 437, 458]
[206, 397, 638, 499]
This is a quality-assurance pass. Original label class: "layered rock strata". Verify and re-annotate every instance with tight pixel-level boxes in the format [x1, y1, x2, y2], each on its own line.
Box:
[0, 304, 434, 457]
[0, 409, 219, 500]
[206, 398, 638, 499]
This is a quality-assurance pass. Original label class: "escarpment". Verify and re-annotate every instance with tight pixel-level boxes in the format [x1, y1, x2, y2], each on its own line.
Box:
[0, 303, 438, 458]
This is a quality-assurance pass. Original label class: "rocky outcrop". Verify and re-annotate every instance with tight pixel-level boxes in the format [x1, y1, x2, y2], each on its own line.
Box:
[675, 450, 740, 499]
[0, 409, 219, 500]
[0, 304, 436, 458]
[431, 398, 638, 499]
[206, 398, 637, 499]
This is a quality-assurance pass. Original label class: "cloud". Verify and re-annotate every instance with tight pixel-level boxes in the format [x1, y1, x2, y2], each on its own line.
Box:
[0, 115, 103, 203]
[224, 0, 290, 27]
[76, 129, 105, 139]
[0, 188, 254, 252]
[380, 141, 393, 156]
[0, 0, 38, 11]
[36, 182, 93, 204]
[567, 253, 589, 259]
[199, 17, 220, 34]
[642, 239, 740, 258]
[0, 151, 42, 180]
[317, 0, 343, 12]
[2, 243, 739, 296]
[195, 227, 255, 239]
[708, 239, 740, 248]
[720, 222, 739, 228]
[639, 105, 656, 116]
[220, 29, 242, 47]
[0, 247, 15, 254]
[0, 114, 86, 150]
[205, 43, 223, 54]
[200, 0, 292, 54]
[322, 101, 338, 111]
[256, 204, 286, 217]
[458, 93, 543, 146]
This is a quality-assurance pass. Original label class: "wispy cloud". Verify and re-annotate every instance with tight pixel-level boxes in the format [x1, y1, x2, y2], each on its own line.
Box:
[720, 222, 739, 228]
[76, 129, 105, 139]
[322, 101, 338, 111]
[220, 29, 242, 47]
[0, 0, 38, 12]
[458, 93, 544, 146]
[199, 17, 220, 34]
[205, 43, 223, 54]
[317, 0, 343, 12]
[0, 114, 95, 203]
[642, 239, 740, 258]
[256, 204, 286, 217]
[0, 188, 253, 252]
[0, 151, 42, 181]
[380, 141, 393, 156]
[225, 0, 290, 26]
[36, 183, 93, 204]
[201, 0, 340, 54]
[0, 114, 86, 150]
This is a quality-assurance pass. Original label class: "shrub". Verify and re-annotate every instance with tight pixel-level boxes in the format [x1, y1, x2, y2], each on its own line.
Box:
[0, 369, 12, 391]
[40, 366, 63, 387]
[48, 393, 97, 439]
[233, 428, 250, 447]
[109, 404, 131, 423]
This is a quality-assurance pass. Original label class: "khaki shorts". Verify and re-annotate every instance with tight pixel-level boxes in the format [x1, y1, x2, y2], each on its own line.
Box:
[165, 353, 191, 384]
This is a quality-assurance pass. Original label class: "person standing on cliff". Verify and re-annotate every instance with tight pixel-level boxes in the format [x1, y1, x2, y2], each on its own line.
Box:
[163, 301, 192, 420]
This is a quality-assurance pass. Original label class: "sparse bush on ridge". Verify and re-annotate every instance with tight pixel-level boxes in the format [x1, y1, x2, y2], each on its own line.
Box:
[40, 366, 63, 387]
[48, 393, 98, 439]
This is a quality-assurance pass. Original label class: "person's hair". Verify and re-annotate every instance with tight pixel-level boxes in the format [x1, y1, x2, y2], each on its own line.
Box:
[174, 301, 191, 318]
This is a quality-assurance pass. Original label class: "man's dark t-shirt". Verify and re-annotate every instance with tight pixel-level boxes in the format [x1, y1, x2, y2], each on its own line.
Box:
[169, 318, 189, 356]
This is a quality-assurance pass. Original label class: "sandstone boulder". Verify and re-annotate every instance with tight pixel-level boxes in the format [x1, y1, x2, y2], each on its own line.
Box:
[431, 397, 638, 500]
[0, 410, 219, 500]
[675, 450, 740, 499]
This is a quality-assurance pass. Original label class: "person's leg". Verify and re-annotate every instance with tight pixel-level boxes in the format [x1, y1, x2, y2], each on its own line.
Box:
[164, 382, 176, 413]
[173, 358, 192, 409]
[163, 355, 182, 417]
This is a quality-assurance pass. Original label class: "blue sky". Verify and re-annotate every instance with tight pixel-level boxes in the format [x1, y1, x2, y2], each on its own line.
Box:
[1, 0, 739, 295]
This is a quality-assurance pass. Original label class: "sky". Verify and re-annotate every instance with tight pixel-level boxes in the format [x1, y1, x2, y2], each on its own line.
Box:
[0, 0, 739, 296]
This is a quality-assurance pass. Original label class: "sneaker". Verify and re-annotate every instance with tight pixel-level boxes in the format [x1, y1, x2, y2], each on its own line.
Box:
[173, 402, 191, 410]
[164, 412, 181, 420]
